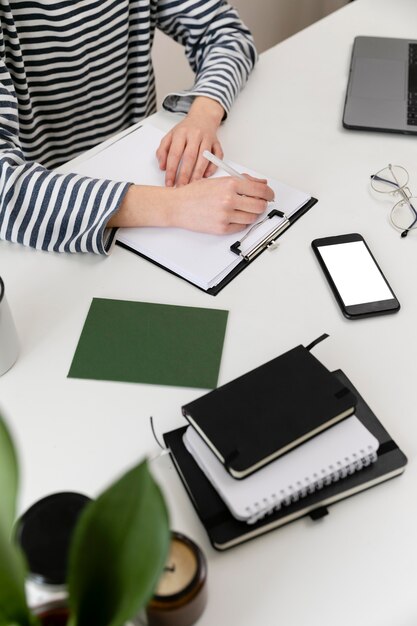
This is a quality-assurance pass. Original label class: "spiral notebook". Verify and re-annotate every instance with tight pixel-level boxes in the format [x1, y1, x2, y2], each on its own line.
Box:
[183, 415, 379, 524]
[164, 370, 407, 550]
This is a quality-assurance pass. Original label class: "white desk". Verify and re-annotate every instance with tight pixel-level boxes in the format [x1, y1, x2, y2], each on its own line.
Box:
[1, 0, 417, 624]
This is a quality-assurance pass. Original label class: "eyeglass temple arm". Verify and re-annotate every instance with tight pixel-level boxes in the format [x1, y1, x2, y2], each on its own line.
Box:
[370, 173, 400, 188]
[404, 200, 417, 236]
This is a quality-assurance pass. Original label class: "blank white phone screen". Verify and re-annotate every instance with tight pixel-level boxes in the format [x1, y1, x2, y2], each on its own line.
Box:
[318, 241, 393, 306]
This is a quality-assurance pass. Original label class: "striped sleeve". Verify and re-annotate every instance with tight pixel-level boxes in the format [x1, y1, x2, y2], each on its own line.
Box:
[0, 60, 130, 254]
[157, 0, 257, 116]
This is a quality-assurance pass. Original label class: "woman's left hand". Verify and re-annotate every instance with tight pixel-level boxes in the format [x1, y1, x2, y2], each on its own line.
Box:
[156, 96, 225, 187]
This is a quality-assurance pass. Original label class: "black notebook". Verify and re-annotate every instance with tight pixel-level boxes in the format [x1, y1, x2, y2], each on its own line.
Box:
[165, 371, 407, 550]
[182, 345, 357, 478]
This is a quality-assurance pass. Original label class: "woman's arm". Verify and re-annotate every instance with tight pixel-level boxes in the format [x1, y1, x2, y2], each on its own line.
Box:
[108, 174, 274, 235]
[0, 61, 129, 254]
[156, 0, 257, 186]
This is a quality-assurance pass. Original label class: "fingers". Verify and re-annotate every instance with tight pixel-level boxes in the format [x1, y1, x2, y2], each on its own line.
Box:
[220, 180, 271, 228]
[172, 175, 276, 235]
[156, 133, 171, 172]
[222, 222, 250, 235]
[159, 131, 208, 187]
[156, 125, 225, 186]
[237, 177, 275, 202]
[176, 139, 203, 186]
[177, 138, 223, 186]
[164, 134, 187, 187]
[234, 195, 268, 215]
[242, 173, 268, 184]
[228, 208, 262, 225]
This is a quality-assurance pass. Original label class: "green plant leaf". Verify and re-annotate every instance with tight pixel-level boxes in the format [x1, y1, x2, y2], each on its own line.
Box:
[0, 414, 34, 626]
[0, 530, 35, 626]
[0, 413, 19, 532]
[68, 459, 170, 626]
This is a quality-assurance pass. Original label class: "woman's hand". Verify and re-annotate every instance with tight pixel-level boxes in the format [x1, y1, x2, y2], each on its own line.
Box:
[156, 96, 225, 187]
[171, 174, 274, 234]
[109, 174, 275, 236]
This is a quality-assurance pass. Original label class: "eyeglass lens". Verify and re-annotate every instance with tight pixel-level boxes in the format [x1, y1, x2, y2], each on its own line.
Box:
[391, 196, 417, 232]
[371, 165, 409, 193]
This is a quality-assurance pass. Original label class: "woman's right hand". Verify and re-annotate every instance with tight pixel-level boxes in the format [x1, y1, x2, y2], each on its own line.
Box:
[108, 174, 275, 234]
[169, 174, 275, 235]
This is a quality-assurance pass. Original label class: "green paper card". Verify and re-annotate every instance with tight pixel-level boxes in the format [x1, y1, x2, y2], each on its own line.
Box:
[68, 298, 228, 389]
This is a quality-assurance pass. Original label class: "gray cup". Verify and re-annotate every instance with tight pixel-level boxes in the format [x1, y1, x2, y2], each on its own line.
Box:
[0, 277, 19, 376]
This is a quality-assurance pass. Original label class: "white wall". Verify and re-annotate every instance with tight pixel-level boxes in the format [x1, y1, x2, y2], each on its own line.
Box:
[152, 0, 349, 108]
[230, 0, 349, 53]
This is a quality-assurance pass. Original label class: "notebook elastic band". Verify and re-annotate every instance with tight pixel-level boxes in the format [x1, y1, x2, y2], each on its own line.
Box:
[305, 333, 330, 352]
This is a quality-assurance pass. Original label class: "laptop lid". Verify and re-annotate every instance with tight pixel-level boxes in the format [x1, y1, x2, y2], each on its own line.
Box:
[343, 36, 417, 134]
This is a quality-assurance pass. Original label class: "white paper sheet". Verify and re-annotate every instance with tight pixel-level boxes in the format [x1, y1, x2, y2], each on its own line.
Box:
[71, 124, 311, 290]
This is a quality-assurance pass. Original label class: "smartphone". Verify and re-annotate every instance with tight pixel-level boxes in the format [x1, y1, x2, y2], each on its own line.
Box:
[311, 233, 400, 319]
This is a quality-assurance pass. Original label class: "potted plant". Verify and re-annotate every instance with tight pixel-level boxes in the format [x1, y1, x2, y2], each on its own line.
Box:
[0, 412, 170, 626]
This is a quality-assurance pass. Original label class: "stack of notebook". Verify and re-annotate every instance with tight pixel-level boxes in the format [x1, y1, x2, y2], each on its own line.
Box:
[164, 342, 407, 550]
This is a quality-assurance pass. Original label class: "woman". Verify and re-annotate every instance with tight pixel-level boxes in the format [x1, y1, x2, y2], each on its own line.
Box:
[0, 0, 274, 253]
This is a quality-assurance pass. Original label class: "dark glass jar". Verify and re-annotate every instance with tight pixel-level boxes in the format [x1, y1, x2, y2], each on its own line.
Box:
[15, 492, 90, 608]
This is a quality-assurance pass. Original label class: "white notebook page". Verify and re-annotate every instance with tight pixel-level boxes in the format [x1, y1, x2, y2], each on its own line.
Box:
[70, 124, 311, 290]
[184, 416, 379, 524]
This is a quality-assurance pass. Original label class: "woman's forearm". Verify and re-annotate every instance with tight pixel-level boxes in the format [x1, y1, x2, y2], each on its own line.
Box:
[107, 175, 274, 235]
[107, 185, 175, 228]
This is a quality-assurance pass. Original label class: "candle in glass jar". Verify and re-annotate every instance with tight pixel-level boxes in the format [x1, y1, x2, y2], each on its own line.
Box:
[146, 532, 207, 626]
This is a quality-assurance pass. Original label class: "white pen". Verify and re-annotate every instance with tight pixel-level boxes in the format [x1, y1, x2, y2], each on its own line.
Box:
[202, 150, 245, 180]
[203, 150, 278, 213]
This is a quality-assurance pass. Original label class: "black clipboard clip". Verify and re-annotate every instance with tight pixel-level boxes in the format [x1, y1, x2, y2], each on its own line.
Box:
[230, 209, 291, 261]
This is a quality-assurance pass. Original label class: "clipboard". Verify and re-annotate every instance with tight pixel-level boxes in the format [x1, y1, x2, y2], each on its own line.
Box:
[118, 196, 317, 295]
[68, 123, 317, 294]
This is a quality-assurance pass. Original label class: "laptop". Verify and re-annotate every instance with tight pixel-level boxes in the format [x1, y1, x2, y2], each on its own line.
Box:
[343, 36, 417, 134]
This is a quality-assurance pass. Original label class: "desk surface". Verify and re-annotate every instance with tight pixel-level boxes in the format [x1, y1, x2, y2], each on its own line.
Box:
[1, 0, 417, 624]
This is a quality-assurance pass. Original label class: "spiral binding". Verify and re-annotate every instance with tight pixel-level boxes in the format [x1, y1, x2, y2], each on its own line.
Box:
[244, 445, 378, 524]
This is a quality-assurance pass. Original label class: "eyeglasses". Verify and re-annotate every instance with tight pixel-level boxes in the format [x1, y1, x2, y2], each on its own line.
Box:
[370, 164, 417, 238]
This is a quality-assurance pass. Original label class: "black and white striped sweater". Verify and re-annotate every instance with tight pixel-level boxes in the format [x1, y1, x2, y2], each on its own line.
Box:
[0, 0, 256, 253]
